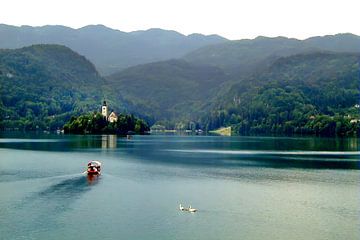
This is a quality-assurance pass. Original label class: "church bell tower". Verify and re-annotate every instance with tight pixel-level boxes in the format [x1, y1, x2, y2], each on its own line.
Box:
[101, 100, 108, 119]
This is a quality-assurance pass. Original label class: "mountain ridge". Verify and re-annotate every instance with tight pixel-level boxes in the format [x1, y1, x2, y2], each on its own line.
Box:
[0, 24, 228, 74]
[183, 33, 360, 74]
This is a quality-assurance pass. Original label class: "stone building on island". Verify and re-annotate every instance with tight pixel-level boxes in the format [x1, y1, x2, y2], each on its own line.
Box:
[101, 100, 118, 123]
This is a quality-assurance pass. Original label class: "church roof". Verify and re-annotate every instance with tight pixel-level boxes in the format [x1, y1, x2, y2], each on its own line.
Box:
[109, 112, 117, 117]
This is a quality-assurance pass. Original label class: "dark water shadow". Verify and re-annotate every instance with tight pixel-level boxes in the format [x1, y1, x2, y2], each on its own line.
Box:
[117, 147, 360, 170]
[247, 155, 360, 169]
[37, 175, 98, 198]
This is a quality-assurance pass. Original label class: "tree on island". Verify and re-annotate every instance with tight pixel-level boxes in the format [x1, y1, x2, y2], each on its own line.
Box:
[63, 112, 149, 134]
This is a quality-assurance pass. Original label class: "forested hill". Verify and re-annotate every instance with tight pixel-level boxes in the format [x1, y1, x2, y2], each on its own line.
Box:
[0, 24, 227, 75]
[203, 52, 360, 135]
[0, 44, 109, 130]
[106, 59, 229, 125]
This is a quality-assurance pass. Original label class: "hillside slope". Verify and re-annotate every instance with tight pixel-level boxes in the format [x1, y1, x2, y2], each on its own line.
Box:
[203, 52, 360, 135]
[0, 44, 108, 130]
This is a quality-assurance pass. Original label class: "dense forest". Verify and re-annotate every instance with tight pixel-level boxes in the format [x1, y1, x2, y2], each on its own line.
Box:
[63, 112, 149, 134]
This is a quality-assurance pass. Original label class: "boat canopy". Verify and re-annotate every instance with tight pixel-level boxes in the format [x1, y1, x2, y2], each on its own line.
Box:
[88, 161, 101, 167]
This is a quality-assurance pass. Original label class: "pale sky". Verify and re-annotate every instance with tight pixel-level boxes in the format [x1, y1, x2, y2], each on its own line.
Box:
[1, 0, 359, 40]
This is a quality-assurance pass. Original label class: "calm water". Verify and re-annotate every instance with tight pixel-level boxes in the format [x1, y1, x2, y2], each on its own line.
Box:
[0, 133, 359, 240]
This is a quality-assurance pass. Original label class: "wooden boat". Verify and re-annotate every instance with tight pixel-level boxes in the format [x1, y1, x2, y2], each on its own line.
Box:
[87, 161, 101, 175]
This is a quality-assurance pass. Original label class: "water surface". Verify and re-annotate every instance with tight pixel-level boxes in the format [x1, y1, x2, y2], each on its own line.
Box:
[0, 133, 359, 240]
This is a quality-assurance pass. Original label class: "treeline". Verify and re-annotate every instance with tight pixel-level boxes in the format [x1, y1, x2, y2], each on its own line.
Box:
[63, 112, 149, 134]
[205, 102, 360, 136]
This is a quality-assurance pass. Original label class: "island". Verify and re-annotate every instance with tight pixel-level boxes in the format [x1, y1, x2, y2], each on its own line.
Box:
[63, 101, 149, 134]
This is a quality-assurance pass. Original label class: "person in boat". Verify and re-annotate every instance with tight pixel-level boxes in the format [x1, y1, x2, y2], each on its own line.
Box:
[87, 161, 102, 175]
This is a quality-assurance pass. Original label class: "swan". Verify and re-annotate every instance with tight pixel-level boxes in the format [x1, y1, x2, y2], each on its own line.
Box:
[188, 205, 197, 212]
[179, 204, 197, 212]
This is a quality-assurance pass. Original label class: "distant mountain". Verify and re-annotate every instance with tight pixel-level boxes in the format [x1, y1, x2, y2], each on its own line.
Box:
[305, 33, 360, 52]
[183, 34, 360, 75]
[0, 24, 228, 75]
[106, 59, 229, 124]
[0, 44, 109, 130]
[184, 36, 308, 74]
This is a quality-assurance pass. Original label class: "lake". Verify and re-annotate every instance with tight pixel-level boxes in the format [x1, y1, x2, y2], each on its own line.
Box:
[0, 133, 359, 240]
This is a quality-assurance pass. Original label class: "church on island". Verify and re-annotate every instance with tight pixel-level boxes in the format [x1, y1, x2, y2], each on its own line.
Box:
[101, 100, 118, 123]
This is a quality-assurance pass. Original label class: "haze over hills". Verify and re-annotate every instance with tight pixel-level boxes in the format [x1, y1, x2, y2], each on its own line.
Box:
[106, 59, 229, 124]
[183, 33, 360, 74]
[0, 24, 227, 75]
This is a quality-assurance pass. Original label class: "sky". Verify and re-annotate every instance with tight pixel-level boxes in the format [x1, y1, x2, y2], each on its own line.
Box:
[1, 0, 359, 40]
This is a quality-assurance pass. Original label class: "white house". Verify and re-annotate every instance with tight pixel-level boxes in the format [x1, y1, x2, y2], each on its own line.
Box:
[108, 112, 118, 123]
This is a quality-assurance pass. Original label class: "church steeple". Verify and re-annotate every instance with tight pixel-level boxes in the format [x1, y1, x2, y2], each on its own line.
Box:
[101, 100, 108, 118]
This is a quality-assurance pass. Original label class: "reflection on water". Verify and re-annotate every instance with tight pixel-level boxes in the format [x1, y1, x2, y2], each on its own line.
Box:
[87, 174, 100, 185]
[101, 134, 117, 149]
[347, 137, 358, 149]
[0, 133, 122, 151]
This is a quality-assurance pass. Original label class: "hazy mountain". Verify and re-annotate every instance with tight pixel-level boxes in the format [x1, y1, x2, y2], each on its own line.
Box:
[183, 34, 360, 75]
[304, 33, 360, 52]
[106, 59, 229, 123]
[0, 24, 228, 75]
[0, 44, 108, 129]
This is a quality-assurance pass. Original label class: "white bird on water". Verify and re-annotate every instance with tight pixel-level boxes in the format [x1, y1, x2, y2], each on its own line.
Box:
[188, 205, 197, 212]
[179, 204, 197, 212]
